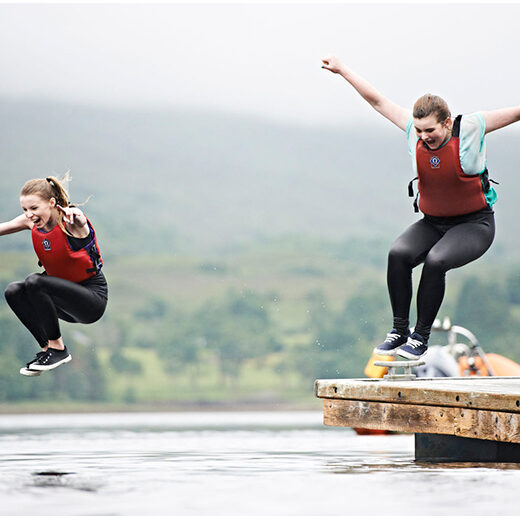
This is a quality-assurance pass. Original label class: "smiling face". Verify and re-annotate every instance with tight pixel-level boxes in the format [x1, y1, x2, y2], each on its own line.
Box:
[20, 193, 58, 231]
[414, 114, 452, 150]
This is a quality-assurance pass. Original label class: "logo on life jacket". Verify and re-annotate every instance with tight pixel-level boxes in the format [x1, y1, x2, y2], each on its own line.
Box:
[42, 239, 51, 251]
[430, 156, 441, 169]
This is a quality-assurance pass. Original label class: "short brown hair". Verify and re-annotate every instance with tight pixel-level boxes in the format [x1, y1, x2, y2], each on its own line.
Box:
[413, 93, 451, 122]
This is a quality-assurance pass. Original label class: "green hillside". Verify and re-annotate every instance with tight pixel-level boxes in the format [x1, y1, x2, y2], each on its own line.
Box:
[1, 98, 519, 257]
[0, 98, 519, 410]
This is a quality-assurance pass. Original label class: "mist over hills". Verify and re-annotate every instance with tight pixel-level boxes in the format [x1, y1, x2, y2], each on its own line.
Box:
[1, 98, 518, 259]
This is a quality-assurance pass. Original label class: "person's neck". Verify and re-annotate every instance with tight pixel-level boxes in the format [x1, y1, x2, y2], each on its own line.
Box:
[41, 213, 59, 232]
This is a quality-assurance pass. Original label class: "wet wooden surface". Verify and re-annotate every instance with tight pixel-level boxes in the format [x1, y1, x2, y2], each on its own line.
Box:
[315, 377, 520, 443]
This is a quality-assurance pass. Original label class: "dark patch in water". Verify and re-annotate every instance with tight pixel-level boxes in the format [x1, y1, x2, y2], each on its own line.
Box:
[30, 471, 101, 493]
[32, 471, 75, 476]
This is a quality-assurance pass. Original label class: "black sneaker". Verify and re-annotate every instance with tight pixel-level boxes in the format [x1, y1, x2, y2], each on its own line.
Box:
[19, 351, 46, 377]
[29, 347, 72, 371]
[397, 332, 428, 360]
[373, 329, 409, 356]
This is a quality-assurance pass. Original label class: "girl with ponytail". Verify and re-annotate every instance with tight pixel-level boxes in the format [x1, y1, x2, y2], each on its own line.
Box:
[0, 173, 107, 376]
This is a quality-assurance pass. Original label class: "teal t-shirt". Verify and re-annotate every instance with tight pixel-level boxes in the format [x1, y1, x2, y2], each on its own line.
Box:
[406, 113, 497, 207]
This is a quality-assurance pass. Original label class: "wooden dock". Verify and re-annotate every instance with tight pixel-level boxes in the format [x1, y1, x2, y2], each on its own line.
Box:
[314, 376, 520, 462]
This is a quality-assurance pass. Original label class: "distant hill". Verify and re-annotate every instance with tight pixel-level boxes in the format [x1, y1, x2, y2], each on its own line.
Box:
[1, 98, 519, 259]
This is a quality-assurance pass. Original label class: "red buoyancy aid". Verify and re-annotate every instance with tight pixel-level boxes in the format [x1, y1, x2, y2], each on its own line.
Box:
[31, 219, 103, 283]
[415, 115, 488, 217]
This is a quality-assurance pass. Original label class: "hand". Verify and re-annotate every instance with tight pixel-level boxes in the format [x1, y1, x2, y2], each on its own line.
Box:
[321, 55, 344, 74]
[57, 205, 84, 226]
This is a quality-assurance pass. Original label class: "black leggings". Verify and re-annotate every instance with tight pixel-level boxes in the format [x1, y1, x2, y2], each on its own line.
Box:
[387, 208, 495, 341]
[4, 271, 108, 348]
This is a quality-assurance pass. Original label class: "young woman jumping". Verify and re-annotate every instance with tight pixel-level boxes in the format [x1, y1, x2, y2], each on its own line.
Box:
[0, 175, 107, 376]
[322, 55, 520, 359]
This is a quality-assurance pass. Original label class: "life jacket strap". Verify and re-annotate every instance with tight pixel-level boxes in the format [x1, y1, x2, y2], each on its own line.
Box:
[85, 242, 103, 274]
[480, 168, 500, 193]
[408, 176, 419, 213]
[452, 115, 462, 138]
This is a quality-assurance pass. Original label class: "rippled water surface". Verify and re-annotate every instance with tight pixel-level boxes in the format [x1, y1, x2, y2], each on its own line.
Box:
[0, 411, 518, 515]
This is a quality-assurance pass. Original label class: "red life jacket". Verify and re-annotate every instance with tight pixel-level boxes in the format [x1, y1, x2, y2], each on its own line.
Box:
[414, 115, 488, 217]
[31, 219, 103, 283]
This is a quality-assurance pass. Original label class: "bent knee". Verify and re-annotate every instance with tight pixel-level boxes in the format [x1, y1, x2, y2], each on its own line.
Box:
[24, 273, 46, 292]
[4, 281, 25, 302]
[388, 244, 415, 267]
[423, 254, 450, 274]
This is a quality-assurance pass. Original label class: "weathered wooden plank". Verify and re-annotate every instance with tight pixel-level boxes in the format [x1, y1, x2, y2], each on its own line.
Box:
[323, 398, 520, 443]
[315, 377, 520, 413]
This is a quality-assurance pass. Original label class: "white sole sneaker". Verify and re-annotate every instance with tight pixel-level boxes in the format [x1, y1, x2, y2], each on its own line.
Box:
[29, 354, 72, 371]
[373, 346, 401, 356]
[20, 367, 42, 377]
[396, 347, 426, 360]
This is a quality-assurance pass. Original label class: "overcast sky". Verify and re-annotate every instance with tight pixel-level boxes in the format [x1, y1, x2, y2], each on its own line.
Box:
[1, 2, 519, 127]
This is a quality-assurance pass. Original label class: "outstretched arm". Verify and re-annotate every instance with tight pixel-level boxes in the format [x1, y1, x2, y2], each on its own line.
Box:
[321, 55, 411, 131]
[482, 105, 520, 134]
[0, 214, 32, 236]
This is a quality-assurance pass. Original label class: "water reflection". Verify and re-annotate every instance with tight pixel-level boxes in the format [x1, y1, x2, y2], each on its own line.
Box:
[416, 461, 520, 471]
[0, 411, 518, 515]
[325, 455, 415, 474]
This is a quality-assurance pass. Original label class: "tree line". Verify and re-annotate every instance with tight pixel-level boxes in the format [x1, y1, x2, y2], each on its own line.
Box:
[1, 251, 519, 404]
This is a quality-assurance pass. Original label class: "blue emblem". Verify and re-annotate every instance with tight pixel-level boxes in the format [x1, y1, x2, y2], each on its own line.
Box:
[430, 156, 441, 169]
[42, 239, 51, 251]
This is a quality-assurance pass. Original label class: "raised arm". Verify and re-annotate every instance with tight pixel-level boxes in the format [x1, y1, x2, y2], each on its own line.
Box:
[57, 205, 90, 238]
[0, 214, 32, 236]
[482, 105, 520, 134]
[321, 55, 411, 131]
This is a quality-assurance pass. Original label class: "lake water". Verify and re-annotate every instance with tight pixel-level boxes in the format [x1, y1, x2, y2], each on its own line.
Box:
[0, 410, 518, 516]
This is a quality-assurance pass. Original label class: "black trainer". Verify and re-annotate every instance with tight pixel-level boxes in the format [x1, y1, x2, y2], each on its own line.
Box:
[396, 332, 428, 360]
[29, 347, 72, 371]
[373, 329, 409, 356]
[20, 351, 47, 377]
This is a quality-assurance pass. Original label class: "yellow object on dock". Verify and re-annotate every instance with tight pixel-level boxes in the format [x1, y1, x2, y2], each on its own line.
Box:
[363, 353, 394, 378]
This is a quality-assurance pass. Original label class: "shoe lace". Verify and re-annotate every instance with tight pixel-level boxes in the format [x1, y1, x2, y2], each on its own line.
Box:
[385, 332, 400, 342]
[407, 338, 423, 349]
[26, 351, 46, 367]
[39, 351, 52, 363]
